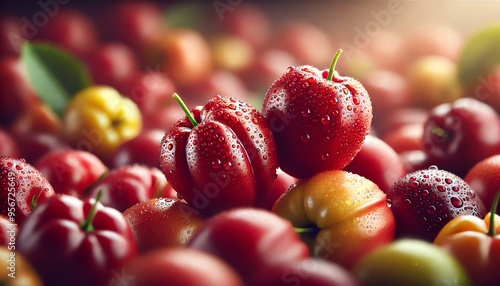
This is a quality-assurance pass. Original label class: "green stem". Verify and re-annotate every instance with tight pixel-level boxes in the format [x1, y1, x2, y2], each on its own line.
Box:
[81, 189, 103, 232]
[487, 191, 500, 236]
[327, 49, 343, 81]
[30, 191, 42, 211]
[173, 93, 197, 127]
[431, 126, 449, 141]
[293, 227, 316, 233]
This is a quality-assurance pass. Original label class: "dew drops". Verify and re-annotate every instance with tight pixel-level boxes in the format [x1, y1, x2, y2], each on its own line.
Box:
[427, 205, 436, 215]
[403, 199, 412, 208]
[321, 115, 331, 125]
[321, 153, 330, 160]
[353, 96, 360, 105]
[212, 159, 221, 169]
[300, 134, 310, 143]
[445, 178, 453, 184]
[6, 162, 13, 168]
[411, 181, 419, 188]
[223, 161, 232, 170]
[344, 198, 354, 206]
[452, 186, 459, 192]
[422, 190, 429, 197]
[386, 199, 392, 208]
[301, 109, 311, 117]
[450, 196, 463, 208]
[428, 165, 439, 170]
[437, 185, 445, 192]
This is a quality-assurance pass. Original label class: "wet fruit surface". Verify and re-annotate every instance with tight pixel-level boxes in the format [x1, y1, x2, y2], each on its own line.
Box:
[262, 64, 372, 179]
[387, 166, 487, 241]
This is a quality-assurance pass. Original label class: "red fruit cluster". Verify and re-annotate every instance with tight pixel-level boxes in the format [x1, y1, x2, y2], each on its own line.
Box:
[1, 1, 500, 285]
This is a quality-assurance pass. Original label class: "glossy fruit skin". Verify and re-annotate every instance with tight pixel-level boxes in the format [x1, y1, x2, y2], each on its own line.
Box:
[17, 194, 138, 285]
[273, 170, 395, 270]
[123, 198, 206, 253]
[160, 95, 278, 216]
[352, 239, 470, 286]
[434, 212, 500, 286]
[62, 85, 142, 161]
[0, 156, 55, 226]
[186, 208, 310, 282]
[35, 149, 108, 198]
[464, 155, 500, 214]
[422, 98, 500, 177]
[262, 65, 372, 179]
[109, 129, 165, 169]
[387, 167, 487, 242]
[344, 134, 407, 194]
[85, 164, 167, 212]
[248, 258, 358, 286]
[125, 247, 244, 286]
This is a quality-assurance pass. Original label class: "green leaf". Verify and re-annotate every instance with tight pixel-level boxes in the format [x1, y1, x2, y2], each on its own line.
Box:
[21, 41, 92, 117]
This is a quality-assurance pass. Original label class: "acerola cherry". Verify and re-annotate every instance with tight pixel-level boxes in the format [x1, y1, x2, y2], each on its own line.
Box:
[262, 49, 372, 179]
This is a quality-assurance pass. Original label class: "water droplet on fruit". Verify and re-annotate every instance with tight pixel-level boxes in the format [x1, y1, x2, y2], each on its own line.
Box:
[403, 199, 412, 208]
[347, 105, 353, 111]
[223, 162, 232, 170]
[300, 134, 310, 143]
[301, 109, 311, 117]
[6, 162, 13, 167]
[451, 196, 463, 208]
[212, 159, 221, 169]
[437, 185, 445, 192]
[445, 178, 453, 184]
[427, 205, 436, 215]
[15, 165, 22, 170]
[344, 198, 354, 206]
[228, 104, 236, 110]
[422, 190, 429, 197]
[428, 165, 438, 170]
[321, 116, 331, 125]
[410, 176, 416, 181]
[321, 153, 329, 160]
[386, 199, 392, 208]
[353, 217, 360, 223]
[168, 170, 175, 176]
[353, 96, 360, 105]
[411, 181, 419, 188]
[342, 87, 349, 95]
[469, 190, 476, 199]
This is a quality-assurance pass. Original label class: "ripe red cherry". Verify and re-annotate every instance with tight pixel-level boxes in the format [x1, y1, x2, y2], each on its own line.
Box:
[35, 149, 108, 198]
[422, 98, 500, 177]
[262, 50, 372, 179]
[386, 166, 487, 241]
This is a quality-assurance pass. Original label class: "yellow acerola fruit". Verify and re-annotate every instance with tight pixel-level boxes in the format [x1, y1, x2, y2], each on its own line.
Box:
[63, 85, 142, 161]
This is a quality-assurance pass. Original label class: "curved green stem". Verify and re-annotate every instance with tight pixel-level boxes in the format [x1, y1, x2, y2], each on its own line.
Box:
[431, 126, 449, 142]
[81, 189, 103, 232]
[327, 49, 343, 81]
[173, 93, 197, 127]
[487, 190, 500, 236]
[30, 191, 42, 211]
